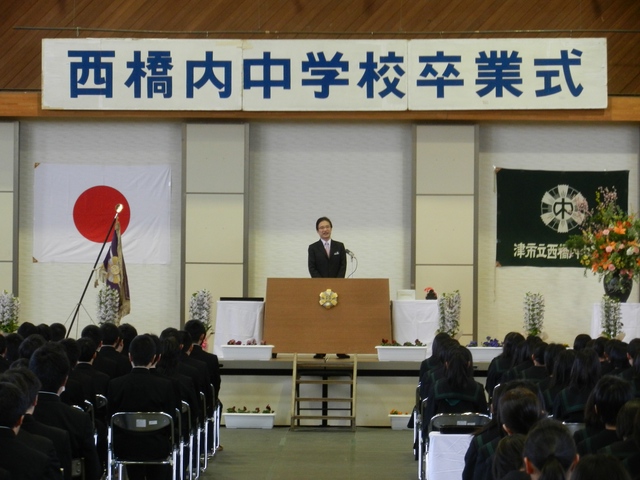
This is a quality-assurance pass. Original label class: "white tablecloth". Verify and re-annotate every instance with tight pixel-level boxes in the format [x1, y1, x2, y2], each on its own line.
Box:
[427, 432, 472, 480]
[591, 303, 640, 340]
[391, 300, 439, 354]
[213, 301, 265, 357]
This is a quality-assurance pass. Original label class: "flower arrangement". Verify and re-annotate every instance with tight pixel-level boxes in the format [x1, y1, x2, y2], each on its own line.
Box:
[424, 287, 438, 300]
[437, 290, 461, 337]
[523, 292, 545, 337]
[227, 339, 266, 345]
[0, 290, 20, 333]
[467, 336, 503, 348]
[565, 187, 640, 291]
[379, 338, 425, 346]
[389, 409, 410, 415]
[601, 294, 623, 339]
[97, 286, 120, 325]
[226, 404, 274, 414]
[189, 289, 212, 334]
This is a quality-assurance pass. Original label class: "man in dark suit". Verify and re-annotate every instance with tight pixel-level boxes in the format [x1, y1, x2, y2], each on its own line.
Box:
[29, 343, 102, 480]
[107, 334, 178, 480]
[0, 381, 61, 480]
[308, 216, 347, 279]
[308, 216, 349, 359]
[99, 322, 132, 378]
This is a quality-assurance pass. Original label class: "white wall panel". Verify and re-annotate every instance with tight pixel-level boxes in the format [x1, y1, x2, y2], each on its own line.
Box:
[416, 195, 474, 265]
[185, 194, 244, 263]
[185, 123, 246, 193]
[0, 193, 12, 262]
[247, 123, 413, 299]
[416, 125, 476, 195]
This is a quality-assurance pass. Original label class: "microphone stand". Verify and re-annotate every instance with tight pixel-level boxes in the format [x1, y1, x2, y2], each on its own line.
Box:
[66, 207, 122, 338]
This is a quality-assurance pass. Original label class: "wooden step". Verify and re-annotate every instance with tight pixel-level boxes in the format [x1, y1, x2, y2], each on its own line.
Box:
[295, 397, 353, 403]
[296, 379, 353, 385]
[291, 415, 355, 421]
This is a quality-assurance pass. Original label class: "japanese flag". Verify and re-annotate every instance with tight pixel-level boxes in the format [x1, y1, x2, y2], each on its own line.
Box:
[33, 164, 171, 264]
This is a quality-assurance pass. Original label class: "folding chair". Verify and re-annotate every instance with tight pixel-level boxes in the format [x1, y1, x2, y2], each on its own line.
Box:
[416, 397, 429, 480]
[210, 384, 221, 456]
[425, 413, 491, 480]
[199, 391, 208, 474]
[107, 411, 178, 480]
[413, 384, 421, 460]
[563, 422, 585, 437]
[179, 401, 195, 480]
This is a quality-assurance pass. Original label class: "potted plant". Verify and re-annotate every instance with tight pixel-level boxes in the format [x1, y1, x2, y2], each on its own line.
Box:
[223, 404, 276, 429]
[523, 292, 545, 337]
[0, 290, 19, 333]
[437, 290, 461, 337]
[388, 409, 411, 430]
[221, 339, 274, 360]
[376, 339, 428, 362]
[601, 294, 623, 339]
[466, 336, 503, 363]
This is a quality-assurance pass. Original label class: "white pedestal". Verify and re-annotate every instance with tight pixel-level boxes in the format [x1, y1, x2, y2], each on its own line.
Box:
[223, 412, 275, 429]
[391, 300, 439, 355]
[376, 346, 429, 362]
[214, 300, 265, 357]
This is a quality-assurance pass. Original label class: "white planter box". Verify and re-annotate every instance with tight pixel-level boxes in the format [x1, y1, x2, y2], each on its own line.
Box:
[467, 347, 502, 363]
[389, 414, 411, 430]
[376, 346, 428, 362]
[220, 345, 274, 360]
[223, 412, 275, 429]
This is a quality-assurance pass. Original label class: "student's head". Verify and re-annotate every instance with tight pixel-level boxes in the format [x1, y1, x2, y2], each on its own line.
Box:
[571, 454, 631, 480]
[49, 323, 67, 342]
[549, 350, 575, 389]
[544, 343, 567, 375]
[29, 343, 71, 392]
[0, 382, 27, 428]
[179, 330, 193, 353]
[570, 348, 601, 390]
[58, 338, 80, 368]
[100, 322, 121, 347]
[445, 346, 474, 388]
[492, 433, 525, 480]
[36, 323, 52, 341]
[81, 325, 102, 347]
[499, 386, 544, 435]
[17, 322, 38, 339]
[532, 342, 547, 365]
[592, 337, 607, 360]
[502, 332, 525, 362]
[607, 340, 630, 369]
[616, 399, 640, 440]
[1, 367, 41, 408]
[589, 375, 633, 426]
[18, 333, 46, 360]
[184, 320, 207, 345]
[4, 333, 23, 363]
[430, 332, 451, 361]
[573, 334, 591, 352]
[118, 323, 138, 354]
[523, 419, 578, 480]
[76, 337, 98, 363]
[129, 334, 156, 367]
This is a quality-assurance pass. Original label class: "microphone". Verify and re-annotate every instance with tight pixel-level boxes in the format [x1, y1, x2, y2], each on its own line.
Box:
[346, 249, 355, 258]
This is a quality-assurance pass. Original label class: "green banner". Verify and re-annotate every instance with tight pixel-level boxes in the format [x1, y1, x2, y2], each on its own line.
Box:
[496, 169, 629, 267]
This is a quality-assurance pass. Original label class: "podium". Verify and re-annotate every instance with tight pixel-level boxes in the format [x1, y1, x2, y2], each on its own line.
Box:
[263, 278, 391, 354]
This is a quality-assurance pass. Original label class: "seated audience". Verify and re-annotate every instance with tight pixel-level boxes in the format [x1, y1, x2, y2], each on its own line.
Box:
[552, 348, 601, 422]
[485, 332, 525, 399]
[600, 399, 640, 462]
[492, 434, 526, 480]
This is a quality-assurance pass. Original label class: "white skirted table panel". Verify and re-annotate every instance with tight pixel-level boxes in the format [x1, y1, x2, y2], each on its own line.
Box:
[427, 432, 473, 480]
[391, 300, 439, 354]
[213, 300, 265, 358]
[591, 303, 640, 340]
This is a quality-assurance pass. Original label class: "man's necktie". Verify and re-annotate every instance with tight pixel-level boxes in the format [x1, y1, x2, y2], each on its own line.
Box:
[325, 242, 330, 257]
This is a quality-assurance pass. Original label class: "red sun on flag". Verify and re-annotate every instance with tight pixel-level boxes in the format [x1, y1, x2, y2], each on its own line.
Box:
[73, 186, 131, 242]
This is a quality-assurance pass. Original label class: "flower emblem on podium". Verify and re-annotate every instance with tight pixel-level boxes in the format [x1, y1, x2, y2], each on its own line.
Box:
[319, 289, 338, 309]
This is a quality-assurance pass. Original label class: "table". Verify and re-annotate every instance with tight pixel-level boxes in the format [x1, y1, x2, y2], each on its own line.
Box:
[213, 300, 265, 357]
[591, 303, 640, 340]
[391, 300, 439, 354]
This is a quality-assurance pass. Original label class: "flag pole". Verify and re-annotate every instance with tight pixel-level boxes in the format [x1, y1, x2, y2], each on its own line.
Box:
[66, 204, 124, 338]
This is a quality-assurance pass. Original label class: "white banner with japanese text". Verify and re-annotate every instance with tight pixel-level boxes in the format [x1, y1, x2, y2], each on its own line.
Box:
[42, 38, 607, 111]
